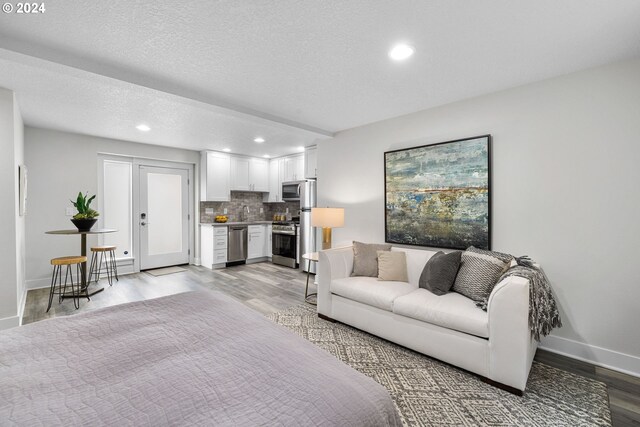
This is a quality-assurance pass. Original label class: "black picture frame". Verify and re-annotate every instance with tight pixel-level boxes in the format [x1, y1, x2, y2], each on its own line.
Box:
[384, 135, 492, 250]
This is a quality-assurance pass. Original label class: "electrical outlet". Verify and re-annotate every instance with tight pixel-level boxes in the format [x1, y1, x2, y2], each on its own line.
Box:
[286, 207, 289, 213]
[223, 208, 228, 214]
[65, 207, 75, 216]
[205, 208, 214, 215]
[260, 207, 264, 213]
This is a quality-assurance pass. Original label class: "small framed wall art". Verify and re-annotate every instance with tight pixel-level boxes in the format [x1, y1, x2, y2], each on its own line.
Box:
[384, 135, 491, 250]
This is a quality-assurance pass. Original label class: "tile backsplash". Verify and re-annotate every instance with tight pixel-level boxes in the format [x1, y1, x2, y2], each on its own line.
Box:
[200, 192, 300, 223]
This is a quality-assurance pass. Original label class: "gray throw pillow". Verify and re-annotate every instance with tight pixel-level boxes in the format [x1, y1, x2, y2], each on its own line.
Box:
[352, 241, 392, 277]
[419, 251, 462, 295]
[452, 246, 513, 302]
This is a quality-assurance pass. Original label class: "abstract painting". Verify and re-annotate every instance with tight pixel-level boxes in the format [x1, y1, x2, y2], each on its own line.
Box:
[384, 135, 491, 250]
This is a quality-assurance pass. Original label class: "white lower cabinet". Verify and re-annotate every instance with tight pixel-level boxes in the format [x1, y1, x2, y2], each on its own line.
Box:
[266, 225, 272, 258]
[213, 226, 228, 266]
[200, 225, 214, 268]
[247, 225, 267, 260]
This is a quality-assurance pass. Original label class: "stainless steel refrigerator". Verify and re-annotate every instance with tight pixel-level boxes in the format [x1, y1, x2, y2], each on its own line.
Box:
[299, 179, 317, 273]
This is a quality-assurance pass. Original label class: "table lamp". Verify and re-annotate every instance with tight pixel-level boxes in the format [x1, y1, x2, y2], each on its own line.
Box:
[311, 207, 345, 250]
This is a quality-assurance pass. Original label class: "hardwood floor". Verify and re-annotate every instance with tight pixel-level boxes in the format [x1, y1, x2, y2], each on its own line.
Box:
[23, 262, 640, 426]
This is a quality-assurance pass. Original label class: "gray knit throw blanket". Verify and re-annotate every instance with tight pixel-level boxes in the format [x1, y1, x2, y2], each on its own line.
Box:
[476, 256, 562, 342]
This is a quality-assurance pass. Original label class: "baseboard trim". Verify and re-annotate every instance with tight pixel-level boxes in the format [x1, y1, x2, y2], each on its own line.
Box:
[26, 264, 137, 290]
[0, 315, 20, 330]
[539, 335, 640, 378]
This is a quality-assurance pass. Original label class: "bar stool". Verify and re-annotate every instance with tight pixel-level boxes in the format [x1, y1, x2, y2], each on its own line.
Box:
[88, 245, 119, 286]
[47, 256, 87, 312]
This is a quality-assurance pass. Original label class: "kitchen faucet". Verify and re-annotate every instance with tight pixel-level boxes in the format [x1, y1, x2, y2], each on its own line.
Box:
[240, 205, 250, 222]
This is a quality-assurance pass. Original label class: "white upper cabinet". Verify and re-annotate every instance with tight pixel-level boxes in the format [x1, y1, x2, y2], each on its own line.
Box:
[283, 154, 304, 182]
[304, 146, 317, 179]
[264, 158, 282, 202]
[200, 151, 231, 202]
[249, 158, 269, 192]
[230, 157, 251, 191]
[230, 156, 269, 192]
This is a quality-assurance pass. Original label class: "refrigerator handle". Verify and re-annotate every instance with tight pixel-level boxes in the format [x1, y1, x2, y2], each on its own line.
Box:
[297, 183, 301, 197]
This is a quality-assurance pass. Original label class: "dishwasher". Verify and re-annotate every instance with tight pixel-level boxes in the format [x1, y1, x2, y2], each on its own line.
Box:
[227, 225, 248, 265]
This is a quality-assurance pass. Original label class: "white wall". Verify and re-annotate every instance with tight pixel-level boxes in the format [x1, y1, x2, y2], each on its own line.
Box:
[317, 58, 640, 376]
[24, 127, 200, 289]
[0, 88, 25, 330]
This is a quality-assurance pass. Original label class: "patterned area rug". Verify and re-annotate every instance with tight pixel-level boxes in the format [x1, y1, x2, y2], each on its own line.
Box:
[268, 304, 611, 427]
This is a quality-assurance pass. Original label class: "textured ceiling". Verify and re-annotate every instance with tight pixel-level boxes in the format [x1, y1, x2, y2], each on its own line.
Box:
[1, 0, 639, 155]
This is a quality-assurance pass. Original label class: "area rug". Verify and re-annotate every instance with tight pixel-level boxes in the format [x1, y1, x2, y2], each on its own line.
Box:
[268, 304, 611, 427]
[144, 266, 187, 276]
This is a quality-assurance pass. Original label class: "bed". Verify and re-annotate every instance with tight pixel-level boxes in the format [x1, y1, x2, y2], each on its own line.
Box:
[1, 291, 401, 426]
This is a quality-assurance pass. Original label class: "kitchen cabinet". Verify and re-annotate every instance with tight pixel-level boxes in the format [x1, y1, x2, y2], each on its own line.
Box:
[264, 158, 282, 202]
[304, 146, 317, 179]
[249, 158, 269, 191]
[230, 156, 269, 191]
[266, 224, 272, 258]
[200, 225, 227, 269]
[282, 154, 304, 182]
[247, 225, 267, 260]
[213, 226, 228, 266]
[200, 225, 214, 269]
[200, 151, 231, 202]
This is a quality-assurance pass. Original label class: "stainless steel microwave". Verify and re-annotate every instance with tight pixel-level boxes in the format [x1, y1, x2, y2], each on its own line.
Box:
[282, 181, 303, 201]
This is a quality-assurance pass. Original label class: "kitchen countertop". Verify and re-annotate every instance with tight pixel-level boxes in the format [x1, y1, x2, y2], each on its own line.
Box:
[200, 221, 273, 226]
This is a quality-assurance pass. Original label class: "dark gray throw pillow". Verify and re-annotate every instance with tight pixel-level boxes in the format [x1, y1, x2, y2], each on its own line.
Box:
[351, 241, 392, 277]
[419, 251, 462, 295]
[452, 246, 513, 302]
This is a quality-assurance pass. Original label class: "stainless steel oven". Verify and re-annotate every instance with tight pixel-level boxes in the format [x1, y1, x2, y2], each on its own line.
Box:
[272, 222, 298, 268]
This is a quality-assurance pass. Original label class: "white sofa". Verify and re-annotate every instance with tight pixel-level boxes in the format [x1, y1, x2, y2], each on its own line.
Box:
[317, 245, 537, 394]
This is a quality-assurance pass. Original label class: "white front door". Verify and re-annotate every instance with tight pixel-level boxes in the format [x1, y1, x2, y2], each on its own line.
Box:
[139, 166, 189, 270]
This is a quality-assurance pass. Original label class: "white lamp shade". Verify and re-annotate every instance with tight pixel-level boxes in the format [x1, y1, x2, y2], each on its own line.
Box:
[311, 207, 344, 228]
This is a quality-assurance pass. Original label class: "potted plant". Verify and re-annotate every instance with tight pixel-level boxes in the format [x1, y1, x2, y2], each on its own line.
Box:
[70, 192, 99, 231]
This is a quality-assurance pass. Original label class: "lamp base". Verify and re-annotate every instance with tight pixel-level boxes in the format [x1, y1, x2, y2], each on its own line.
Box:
[321, 227, 332, 250]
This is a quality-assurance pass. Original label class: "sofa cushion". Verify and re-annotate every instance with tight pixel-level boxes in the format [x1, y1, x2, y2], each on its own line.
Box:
[419, 251, 462, 296]
[377, 251, 408, 282]
[452, 246, 513, 302]
[352, 241, 392, 277]
[331, 277, 417, 312]
[393, 289, 489, 338]
[391, 247, 437, 286]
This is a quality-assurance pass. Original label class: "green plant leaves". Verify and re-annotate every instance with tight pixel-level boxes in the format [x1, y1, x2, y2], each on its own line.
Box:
[70, 192, 99, 218]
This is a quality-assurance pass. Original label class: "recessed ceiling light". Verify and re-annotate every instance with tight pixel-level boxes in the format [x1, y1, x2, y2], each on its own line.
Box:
[254, 137, 265, 143]
[388, 43, 414, 61]
[222, 148, 231, 152]
[297, 146, 305, 152]
[263, 154, 270, 159]
[136, 124, 151, 132]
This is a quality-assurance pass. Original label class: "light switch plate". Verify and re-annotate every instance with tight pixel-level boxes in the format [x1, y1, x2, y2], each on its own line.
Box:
[65, 207, 75, 216]
[260, 207, 264, 213]
[223, 208, 228, 214]
[205, 208, 214, 214]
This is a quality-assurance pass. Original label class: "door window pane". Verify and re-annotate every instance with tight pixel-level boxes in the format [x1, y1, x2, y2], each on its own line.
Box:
[147, 172, 183, 255]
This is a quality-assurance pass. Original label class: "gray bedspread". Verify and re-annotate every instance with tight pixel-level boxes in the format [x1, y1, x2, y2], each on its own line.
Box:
[1, 291, 401, 426]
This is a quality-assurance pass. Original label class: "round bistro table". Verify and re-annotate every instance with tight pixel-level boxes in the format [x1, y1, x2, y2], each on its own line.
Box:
[45, 228, 117, 297]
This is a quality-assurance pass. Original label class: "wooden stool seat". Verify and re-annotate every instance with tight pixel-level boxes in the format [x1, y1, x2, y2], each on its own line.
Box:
[89, 246, 119, 286]
[91, 246, 116, 252]
[47, 256, 88, 312]
[51, 256, 87, 266]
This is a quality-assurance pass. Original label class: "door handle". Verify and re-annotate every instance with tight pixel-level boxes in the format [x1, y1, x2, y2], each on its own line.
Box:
[141, 221, 147, 226]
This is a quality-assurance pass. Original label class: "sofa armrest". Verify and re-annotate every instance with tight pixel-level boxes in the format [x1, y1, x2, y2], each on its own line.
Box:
[317, 246, 354, 316]
[487, 275, 537, 391]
